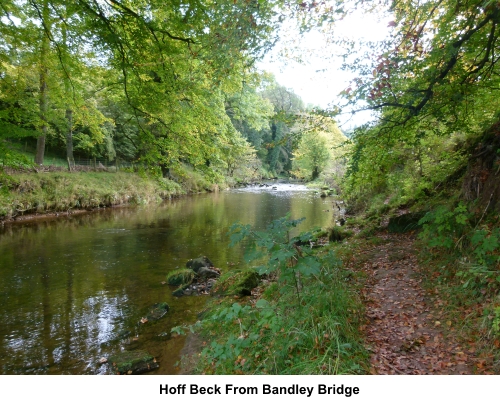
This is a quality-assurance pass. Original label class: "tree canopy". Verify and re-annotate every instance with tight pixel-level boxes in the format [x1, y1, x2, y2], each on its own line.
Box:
[0, 0, 312, 178]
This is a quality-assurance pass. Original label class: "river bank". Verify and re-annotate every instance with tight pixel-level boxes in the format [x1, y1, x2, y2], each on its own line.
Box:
[0, 170, 222, 223]
[0, 169, 296, 223]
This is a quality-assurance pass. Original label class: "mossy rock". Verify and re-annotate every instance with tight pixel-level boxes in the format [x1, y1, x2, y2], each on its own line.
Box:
[213, 269, 260, 296]
[312, 229, 329, 239]
[144, 302, 169, 322]
[172, 282, 192, 297]
[387, 212, 425, 233]
[166, 269, 195, 286]
[109, 350, 159, 375]
[186, 256, 214, 272]
[328, 226, 353, 242]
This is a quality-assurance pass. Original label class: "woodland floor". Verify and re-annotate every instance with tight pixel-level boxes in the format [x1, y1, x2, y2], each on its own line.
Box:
[348, 232, 477, 375]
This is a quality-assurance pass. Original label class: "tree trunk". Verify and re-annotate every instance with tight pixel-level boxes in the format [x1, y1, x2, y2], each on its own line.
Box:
[312, 166, 319, 180]
[66, 108, 74, 163]
[35, 0, 50, 165]
[62, 13, 74, 165]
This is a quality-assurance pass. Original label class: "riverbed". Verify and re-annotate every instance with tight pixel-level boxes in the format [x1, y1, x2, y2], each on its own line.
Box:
[0, 183, 337, 374]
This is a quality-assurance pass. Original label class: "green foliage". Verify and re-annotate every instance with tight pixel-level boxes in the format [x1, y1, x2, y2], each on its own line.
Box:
[191, 253, 367, 374]
[492, 307, 500, 335]
[293, 130, 330, 180]
[0, 0, 302, 180]
[419, 203, 470, 250]
[182, 215, 368, 374]
[229, 215, 323, 302]
[419, 203, 500, 291]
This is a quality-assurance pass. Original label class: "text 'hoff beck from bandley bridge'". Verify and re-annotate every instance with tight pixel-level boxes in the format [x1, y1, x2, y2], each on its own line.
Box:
[159, 384, 360, 397]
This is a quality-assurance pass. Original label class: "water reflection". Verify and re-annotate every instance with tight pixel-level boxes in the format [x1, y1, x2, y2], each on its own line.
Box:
[0, 185, 336, 374]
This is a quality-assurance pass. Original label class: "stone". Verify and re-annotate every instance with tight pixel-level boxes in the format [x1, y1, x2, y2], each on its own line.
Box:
[172, 286, 186, 297]
[197, 266, 220, 280]
[186, 256, 214, 273]
[166, 269, 195, 286]
[143, 302, 169, 322]
[212, 269, 260, 296]
[109, 350, 159, 375]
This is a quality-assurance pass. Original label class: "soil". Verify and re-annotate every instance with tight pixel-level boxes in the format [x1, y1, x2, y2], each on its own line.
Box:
[1, 209, 93, 225]
[349, 232, 476, 374]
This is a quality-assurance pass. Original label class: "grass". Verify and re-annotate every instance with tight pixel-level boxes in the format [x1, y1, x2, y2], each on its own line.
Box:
[166, 269, 196, 286]
[183, 244, 369, 375]
[0, 171, 184, 219]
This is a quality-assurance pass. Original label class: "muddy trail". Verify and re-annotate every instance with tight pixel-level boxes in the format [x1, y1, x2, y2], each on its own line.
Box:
[348, 232, 475, 375]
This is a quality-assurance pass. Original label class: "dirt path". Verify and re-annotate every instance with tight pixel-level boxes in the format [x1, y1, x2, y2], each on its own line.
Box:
[353, 232, 473, 374]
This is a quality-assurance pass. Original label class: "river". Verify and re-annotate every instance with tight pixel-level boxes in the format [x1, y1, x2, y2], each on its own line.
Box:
[0, 183, 337, 374]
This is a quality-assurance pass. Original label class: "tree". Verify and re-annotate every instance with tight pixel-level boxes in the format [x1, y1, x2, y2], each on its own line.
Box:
[292, 116, 346, 180]
[1, 0, 297, 174]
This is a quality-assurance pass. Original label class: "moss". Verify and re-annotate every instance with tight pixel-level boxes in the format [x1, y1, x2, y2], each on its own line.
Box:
[109, 350, 159, 374]
[166, 269, 196, 286]
[172, 283, 191, 297]
[212, 268, 261, 296]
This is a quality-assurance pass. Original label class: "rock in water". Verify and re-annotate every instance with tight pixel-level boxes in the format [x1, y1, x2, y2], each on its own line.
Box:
[166, 269, 195, 286]
[186, 256, 214, 273]
[144, 302, 169, 322]
[109, 350, 159, 375]
[197, 266, 220, 280]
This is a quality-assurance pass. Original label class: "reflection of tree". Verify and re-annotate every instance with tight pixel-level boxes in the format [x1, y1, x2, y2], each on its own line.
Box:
[63, 265, 73, 368]
[40, 256, 55, 370]
[0, 190, 333, 373]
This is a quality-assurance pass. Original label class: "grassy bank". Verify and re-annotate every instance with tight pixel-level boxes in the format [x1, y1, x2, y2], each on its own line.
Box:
[0, 171, 188, 220]
[174, 217, 369, 375]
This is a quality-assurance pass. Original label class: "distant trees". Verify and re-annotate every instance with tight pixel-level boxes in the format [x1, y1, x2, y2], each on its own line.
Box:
[0, 0, 291, 178]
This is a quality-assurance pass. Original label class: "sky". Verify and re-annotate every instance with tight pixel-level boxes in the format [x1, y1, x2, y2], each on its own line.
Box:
[257, 8, 393, 130]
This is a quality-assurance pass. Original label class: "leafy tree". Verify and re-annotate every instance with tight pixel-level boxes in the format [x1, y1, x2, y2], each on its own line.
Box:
[1, 0, 302, 175]
[292, 116, 346, 180]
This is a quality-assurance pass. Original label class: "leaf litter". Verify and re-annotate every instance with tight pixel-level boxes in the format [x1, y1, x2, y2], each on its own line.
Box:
[349, 232, 478, 374]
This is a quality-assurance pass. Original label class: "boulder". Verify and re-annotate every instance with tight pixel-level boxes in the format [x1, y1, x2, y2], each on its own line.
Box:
[197, 266, 220, 280]
[109, 350, 159, 375]
[172, 286, 186, 297]
[166, 269, 195, 286]
[186, 256, 214, 273]
[212, 269, 260, 296]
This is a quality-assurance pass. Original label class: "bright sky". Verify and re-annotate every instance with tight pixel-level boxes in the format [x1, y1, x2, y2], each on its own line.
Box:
[258, 8, 393, 130]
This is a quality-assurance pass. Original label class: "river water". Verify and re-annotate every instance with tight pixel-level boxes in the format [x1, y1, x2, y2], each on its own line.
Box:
[0, 183, 336, 374]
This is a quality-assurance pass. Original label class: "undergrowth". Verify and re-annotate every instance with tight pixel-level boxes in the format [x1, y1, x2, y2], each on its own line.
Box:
[415, 201, 500, 372]
[173, 215, 368, 374]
